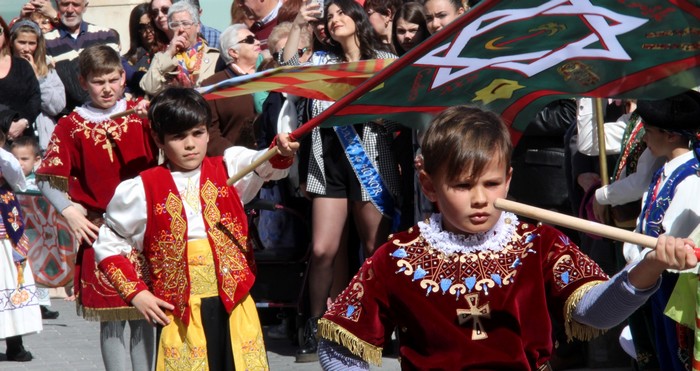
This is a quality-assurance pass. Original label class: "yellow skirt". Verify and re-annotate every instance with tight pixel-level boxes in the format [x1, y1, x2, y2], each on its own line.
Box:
[156, 239, 268, 371]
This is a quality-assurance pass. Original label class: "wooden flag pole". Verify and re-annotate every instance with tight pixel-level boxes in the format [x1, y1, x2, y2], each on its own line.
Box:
[226, 148, 277, 186]
[109, 108, 135, 120]
[495, 197, 700, 259]
[495, 198, 656, 247]
[594, 98, 609, 186]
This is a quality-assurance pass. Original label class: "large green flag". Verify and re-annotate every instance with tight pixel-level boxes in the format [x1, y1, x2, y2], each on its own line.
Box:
[303, 0, 700, 142]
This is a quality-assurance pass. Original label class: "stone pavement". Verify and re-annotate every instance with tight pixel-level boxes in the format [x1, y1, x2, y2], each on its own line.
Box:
[0, 298, 401, 370]
[0, 297, 635, 371]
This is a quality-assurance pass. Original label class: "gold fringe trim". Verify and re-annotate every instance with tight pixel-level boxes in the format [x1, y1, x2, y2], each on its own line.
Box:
[35, 174, 69, 193]
[318, 318, 383, 366]
[78, 304, 144, 322]
[564, 280, 607, 342]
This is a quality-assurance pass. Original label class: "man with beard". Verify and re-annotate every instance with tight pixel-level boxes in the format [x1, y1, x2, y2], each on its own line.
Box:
[43, 0, 119, 115]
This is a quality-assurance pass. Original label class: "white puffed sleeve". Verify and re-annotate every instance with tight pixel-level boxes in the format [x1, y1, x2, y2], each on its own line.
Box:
[93, 177, 148, 263]
[0, 147, 26, 192]
[224, 147, 290, 204]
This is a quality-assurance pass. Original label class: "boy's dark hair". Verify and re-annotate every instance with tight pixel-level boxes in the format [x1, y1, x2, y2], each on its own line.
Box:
[78, 45, 124, 79]
[422, 105, 512, 182]
[148, 87, 211, 142]
[11, 136, 41, 157]
[637, 90, 700, 138]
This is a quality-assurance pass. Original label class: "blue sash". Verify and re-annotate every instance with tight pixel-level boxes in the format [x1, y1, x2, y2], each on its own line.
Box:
[640, 157, 699, 237]
[333, 125, 398, 225]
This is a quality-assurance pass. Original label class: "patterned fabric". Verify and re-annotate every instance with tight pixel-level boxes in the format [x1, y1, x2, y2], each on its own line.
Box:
[640, 158, 699, 238]
[140, 157, 255, 325]
[0, 239, 42, 339]
[200, 58, 395, 102]
[0, 186, 28, 262]
[17, 192, 76, 287]
[320, 218, 608, 369]
[613, 113, 645, 181]
[174, 39, 205, 88]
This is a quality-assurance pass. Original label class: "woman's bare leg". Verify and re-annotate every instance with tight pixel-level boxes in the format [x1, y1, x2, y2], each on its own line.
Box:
[352, 201, 392, 258]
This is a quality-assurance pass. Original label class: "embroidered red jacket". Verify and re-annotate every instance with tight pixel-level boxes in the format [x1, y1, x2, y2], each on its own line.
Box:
[98, 156, 256, 325]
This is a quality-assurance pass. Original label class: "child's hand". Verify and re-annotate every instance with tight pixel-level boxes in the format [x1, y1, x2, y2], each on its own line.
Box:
[275, 133, 299, 157]
[61, 205, 100, 244]
[629, 235, 699, 290]
[647, 235, 698, 271]
[131, 290, 174, 327]
[134, 99, 150, 118]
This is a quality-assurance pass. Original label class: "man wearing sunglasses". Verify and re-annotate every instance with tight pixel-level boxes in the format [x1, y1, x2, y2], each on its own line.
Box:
[140, 0, 220, 96]
[40, 0, 119, 115]
[201, 24, 261, 156]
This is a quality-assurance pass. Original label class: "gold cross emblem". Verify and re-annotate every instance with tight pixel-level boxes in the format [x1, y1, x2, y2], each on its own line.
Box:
[456, 293, 490, 340]
[102, 140, 115, 162]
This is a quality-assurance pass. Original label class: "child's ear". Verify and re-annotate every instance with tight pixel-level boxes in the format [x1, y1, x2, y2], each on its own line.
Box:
[418, 170, 438, 203]
[78, 75, 87, 92]
[150, 129, 164, 149]
[505, 166, 513, 194]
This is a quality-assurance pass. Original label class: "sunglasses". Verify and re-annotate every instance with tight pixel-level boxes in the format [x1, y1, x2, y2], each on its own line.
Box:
[138, 23, 154, 33]
[237, 35, 257, 45]
[150, 6, 169, 17]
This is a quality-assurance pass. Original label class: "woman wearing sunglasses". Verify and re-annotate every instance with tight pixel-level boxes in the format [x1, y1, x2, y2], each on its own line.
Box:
[123, 3, 166, 98]
[281, 0, 400, 362]
[140, 1, 220, 96]
[200, 24, 261, 156]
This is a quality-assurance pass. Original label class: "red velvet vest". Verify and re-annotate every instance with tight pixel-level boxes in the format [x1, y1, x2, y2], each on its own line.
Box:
[140, 156, 255, 325]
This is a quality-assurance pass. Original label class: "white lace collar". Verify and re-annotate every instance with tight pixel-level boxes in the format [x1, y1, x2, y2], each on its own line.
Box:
[417, 212, 519, 255]
[75, 99, 127, 123]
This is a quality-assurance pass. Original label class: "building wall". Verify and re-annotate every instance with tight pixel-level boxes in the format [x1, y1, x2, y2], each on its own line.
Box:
[84, 0, 144, 51]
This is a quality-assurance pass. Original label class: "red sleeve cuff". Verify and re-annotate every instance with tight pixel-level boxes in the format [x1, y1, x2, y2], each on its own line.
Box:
[98, 256, 149, 303]
[268, 135, 295, 170]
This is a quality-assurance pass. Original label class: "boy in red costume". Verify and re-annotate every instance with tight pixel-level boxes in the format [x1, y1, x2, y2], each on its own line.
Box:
[93, 87, 298, 370]
[36, 44, 157, 371]
[317, 105, 699, 370]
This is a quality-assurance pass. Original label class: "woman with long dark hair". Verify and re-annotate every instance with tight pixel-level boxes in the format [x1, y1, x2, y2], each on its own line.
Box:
[392, 2, 429, 56]
[0, 16, 40, 141]
[281, 0, 400, 362]
[10, 19, 65, 150]
[123, 3, 165, 97]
